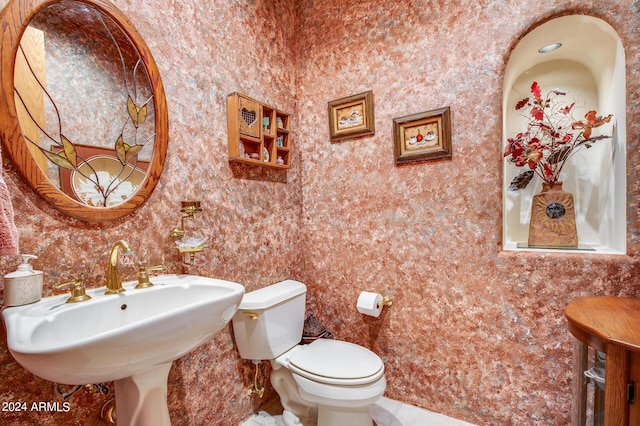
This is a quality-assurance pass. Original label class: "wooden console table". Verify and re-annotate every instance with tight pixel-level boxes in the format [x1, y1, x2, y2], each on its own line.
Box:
[565, 297, 640, 425]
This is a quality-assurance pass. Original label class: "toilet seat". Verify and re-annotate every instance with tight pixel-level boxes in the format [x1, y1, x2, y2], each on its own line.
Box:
[286, 339, 384, 386]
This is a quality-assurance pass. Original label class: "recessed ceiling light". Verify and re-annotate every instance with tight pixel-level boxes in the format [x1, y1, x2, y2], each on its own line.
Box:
[538, 43, 562, 53]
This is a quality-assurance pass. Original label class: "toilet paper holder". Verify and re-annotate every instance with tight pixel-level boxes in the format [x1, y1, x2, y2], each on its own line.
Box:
[357, 291, 393, 317]
[378, 295, 393, 308]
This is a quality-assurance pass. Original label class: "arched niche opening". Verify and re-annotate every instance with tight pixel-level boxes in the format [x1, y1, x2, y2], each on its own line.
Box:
[502, 15, 626, 253]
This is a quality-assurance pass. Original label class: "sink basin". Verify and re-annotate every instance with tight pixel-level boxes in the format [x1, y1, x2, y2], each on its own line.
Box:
[2, 274, 244, 425]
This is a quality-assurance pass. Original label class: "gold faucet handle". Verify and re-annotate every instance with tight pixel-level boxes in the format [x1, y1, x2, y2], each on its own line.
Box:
[54, 279, 92, 304]
[135, 265, 164, 289]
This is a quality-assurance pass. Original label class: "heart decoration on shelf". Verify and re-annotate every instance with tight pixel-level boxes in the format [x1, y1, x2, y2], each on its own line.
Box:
[241, 108, 257, 127]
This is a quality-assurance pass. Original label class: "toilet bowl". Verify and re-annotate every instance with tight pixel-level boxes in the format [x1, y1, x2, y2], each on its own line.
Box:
[232, 280, 386, 426]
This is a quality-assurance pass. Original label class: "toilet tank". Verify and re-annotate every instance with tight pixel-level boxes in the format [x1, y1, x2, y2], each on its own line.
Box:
[232, 280, 306, 361]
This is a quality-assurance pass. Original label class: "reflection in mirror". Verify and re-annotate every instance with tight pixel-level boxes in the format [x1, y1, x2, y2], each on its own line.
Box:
[0, 0, 168, 221]
[15, 1, 155, 207]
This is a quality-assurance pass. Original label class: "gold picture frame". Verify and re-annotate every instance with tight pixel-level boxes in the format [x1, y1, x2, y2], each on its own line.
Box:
[328, 90, 375, 141]
[393, 107, 452, 164]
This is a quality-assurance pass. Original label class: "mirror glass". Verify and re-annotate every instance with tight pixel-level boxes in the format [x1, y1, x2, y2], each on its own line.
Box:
[16, 1, 154, 207]
[0, 0, 168, 221]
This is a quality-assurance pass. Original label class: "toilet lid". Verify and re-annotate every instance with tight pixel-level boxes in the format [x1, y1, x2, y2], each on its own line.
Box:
[287, 339, 383, 384]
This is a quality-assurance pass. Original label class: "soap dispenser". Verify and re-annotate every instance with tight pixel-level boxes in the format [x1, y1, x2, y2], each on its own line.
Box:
[3, 254, 43, 307]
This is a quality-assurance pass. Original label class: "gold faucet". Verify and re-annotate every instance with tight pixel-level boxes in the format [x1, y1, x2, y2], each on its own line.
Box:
[105, 240, 134, 295]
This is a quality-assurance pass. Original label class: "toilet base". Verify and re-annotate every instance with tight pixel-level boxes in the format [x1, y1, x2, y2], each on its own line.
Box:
[318, 404, 373, 426]
[270, 359, 382, 426]
[271, 364, 317, 425]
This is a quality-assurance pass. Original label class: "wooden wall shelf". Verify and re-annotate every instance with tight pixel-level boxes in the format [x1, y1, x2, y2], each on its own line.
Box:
[227, 92, 291, 169]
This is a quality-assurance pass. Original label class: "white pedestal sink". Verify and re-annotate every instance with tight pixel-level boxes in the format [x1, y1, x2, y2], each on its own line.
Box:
[2, 274, 244, 425]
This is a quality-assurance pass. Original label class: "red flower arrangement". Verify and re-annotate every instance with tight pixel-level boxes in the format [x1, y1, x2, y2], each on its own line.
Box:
[504, 81, 613, 190]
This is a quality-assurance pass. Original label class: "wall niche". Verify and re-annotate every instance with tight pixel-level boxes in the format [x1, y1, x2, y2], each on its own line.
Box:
[502, 15, 626, 254]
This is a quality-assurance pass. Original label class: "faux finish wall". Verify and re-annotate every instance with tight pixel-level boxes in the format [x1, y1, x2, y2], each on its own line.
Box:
[0, 0, 300, 424]
[296, 0, 639, 425]
[0, 0, 638, 425]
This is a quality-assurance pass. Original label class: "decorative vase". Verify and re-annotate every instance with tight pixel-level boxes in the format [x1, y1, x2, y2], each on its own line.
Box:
[527, 181, 578, 248]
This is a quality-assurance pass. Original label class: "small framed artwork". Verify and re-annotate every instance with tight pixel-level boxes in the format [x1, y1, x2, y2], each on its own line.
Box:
[328, 90, 375, 141]
[393, 106, 452, 164]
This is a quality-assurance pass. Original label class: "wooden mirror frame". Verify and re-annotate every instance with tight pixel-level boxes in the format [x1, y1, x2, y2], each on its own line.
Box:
[0, 0, 168, 221]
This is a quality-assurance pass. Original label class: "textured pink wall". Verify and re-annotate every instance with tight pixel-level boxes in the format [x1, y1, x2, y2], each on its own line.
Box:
[295, 0, 640, 425]
[0, 0, 638, 425]
[0, 0, 300, 424]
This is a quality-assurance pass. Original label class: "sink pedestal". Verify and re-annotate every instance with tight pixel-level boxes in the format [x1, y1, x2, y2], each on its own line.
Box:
[114, 362, 172, 426]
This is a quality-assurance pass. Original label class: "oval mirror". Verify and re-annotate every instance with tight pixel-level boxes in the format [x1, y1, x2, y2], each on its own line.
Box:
[0, 0, 168, 221]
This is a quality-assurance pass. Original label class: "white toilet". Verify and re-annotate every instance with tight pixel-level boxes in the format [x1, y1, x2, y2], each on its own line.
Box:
[232, 280, 386, 426]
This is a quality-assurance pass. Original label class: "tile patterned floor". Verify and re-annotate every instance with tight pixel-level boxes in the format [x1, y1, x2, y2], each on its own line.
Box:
[241, 396, 476, 426]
